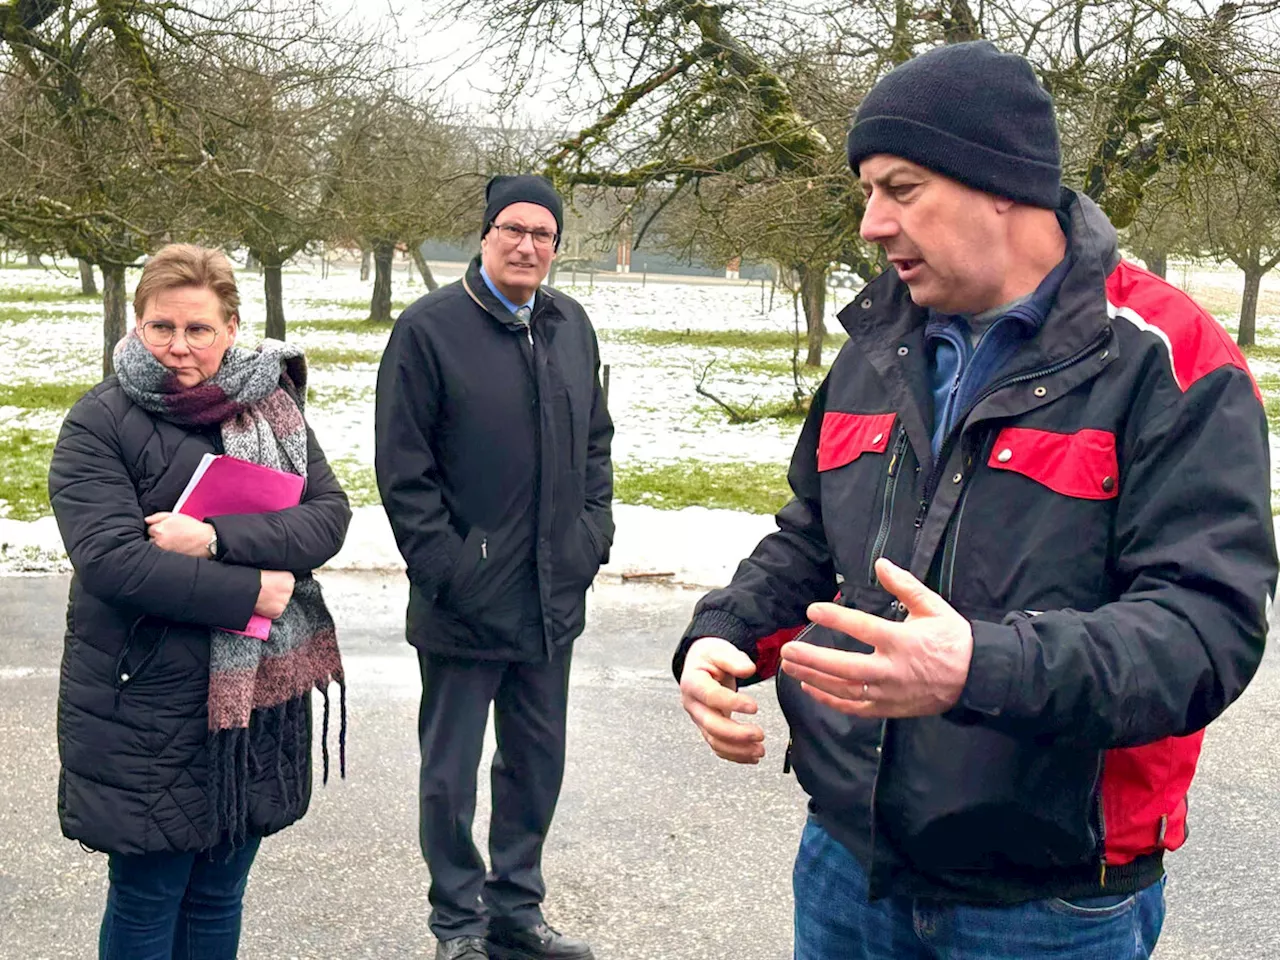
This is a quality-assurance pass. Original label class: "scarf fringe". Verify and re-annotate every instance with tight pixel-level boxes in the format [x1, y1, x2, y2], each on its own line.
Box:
[319, 676, 348, 785]
[210, 683, 348, 847]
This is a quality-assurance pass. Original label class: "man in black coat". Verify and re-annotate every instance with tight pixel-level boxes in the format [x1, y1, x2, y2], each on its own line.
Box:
[375, 175, 613, 960]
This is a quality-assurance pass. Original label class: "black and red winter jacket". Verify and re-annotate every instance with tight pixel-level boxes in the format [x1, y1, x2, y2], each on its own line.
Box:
[675, 189, 1276, 903]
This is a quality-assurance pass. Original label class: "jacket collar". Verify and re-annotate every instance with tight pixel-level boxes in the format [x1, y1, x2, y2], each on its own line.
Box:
[462, 255, 561, 331]
[840, 188, 1119, 373]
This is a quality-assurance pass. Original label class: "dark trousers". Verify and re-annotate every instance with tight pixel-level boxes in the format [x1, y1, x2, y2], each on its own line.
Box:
[98, 836, 261, 960]
[417, 647, 572, 940]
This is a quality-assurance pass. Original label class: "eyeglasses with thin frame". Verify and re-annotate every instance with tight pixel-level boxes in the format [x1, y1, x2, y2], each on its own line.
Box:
[491, 221, 558, 249]
[141, 320, 222, 350]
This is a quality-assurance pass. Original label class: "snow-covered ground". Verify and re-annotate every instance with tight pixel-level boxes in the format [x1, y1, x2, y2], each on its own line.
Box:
[1, 256, 1278, 582]
[0, 258, 823, 580]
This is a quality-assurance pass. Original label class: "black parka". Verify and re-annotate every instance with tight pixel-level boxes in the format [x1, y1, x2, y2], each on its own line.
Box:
[374, 257, 614, 661]
[48, 377, 350, 855]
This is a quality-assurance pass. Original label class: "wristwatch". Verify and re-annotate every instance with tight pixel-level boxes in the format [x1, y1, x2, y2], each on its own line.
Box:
[206, 527, 219, 559]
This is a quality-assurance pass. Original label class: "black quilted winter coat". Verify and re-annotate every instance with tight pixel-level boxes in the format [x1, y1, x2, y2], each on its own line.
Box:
[48, 377, 350, 855]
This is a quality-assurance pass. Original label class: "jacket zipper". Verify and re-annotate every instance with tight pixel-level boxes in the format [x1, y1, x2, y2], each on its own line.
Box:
[1094, 753, 1109, 885]
[781, 619, 821, 774]
[867, 428, 910, 584]
[939, 482, 970, 601]
[481, 537, 488, 560]
[913, 328, 1113, 557]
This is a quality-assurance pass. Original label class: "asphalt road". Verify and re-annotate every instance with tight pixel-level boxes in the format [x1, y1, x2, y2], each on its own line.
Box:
[1, 572, 1277, 959]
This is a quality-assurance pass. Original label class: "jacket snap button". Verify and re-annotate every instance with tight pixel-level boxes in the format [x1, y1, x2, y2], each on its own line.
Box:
[872, 432, 884, 444]
[897, 345, 909, 357]
[861, 298, 872, 309]
[997, 448, 1013, 463]
[120, 673, 130, 682]
[1102, 476, 1116, 492]
[1033, 386, 1047, 398]
[952, 473, 962, 483]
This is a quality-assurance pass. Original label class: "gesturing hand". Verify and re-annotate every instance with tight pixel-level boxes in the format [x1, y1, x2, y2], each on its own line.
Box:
[145, 512, 215, 558]
[679, 637, 766, 764]
[779, 558, 974, 718]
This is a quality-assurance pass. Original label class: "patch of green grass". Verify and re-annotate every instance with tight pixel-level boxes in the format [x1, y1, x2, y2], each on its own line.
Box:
[750, 399, 811, 424]
[615, 460, 790, 514]
[304, 345, 384, 366]
[1257, 373, 1280, 435]
[719, 354, 833, 380]
[0, 428, 56, 521]
[329, 458, 379, 508]
[0, 286, 96, 304]
[0, 305, 61, 324]
[300, 297, 412, 314]
[0, 381, 94, 411]
[601, 327, 849, 352]
[293, 316, 397, 334]
[309, 384, 374, 409]
[323, 457, 792, 515]
[1241, 343, 1280, 364]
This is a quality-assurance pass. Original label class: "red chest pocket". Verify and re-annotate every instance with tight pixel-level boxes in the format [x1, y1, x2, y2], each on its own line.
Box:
[818, 412, 896, 472]
[987, 427, 1119, 500]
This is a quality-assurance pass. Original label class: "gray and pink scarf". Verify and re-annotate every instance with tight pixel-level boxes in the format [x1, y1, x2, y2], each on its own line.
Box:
[114, 331, 345, 845]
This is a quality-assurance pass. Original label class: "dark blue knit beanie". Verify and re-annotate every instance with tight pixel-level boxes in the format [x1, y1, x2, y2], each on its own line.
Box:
[846, 41, 1061, 208]
[482, 174, 564, 243]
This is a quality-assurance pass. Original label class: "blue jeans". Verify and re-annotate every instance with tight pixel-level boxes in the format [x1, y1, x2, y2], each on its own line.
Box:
[99, 837, 262, 960]
[793, 819, 1164, 960]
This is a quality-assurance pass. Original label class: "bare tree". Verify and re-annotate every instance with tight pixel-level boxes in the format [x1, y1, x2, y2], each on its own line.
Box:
[0, 0, 367, 372]
[179, 29, 395, 339]
[332, 93, 486, 322]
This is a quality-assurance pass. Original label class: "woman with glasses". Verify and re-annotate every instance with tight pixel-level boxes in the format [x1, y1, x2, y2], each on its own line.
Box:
[48, 243, 351, 960]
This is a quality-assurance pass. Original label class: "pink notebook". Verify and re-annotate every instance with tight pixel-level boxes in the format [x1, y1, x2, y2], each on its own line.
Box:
[174, 454, 305, 640]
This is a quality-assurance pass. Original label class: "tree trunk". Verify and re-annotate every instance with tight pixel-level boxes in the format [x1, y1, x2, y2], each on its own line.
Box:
[360, 247, 371, 282]
[369, 241, 395, 322]
[1142, 250, 1167, 279]
[101, 263, 128, 377]
[245, 250, 260, 272]
[796, 262, 827, 366]
[78, 258, 97, 295]
[263, 259, 286, 341]
[1237, 265, 1262, 348]
[410, 245, 439, 292]
[25, 249, 38, 267]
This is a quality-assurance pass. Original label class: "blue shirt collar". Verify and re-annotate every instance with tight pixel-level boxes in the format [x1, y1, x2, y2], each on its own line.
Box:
[479, 265, 537, 315]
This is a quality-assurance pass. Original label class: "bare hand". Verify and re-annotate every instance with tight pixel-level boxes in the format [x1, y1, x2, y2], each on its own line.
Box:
[779, 558, 973, 718]
[255, 570, 296, 619]
[145, 512, 215, 558]
[679, 636, 765, 764]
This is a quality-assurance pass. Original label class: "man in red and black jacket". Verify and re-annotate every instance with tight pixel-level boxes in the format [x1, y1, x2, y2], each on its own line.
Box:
[674, 41, 1276, 960]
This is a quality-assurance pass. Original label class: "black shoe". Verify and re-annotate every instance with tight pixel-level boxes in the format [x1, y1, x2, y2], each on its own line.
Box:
[487, 922, 594, 960]
[436, 936, 489, 960]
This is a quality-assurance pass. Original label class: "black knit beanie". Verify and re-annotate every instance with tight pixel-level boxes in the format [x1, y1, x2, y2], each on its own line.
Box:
[846, 41, 1061, 208]
[482, 175, 564, 247]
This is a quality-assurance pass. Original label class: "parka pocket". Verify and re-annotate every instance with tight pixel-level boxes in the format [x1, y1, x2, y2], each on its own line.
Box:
[113, 617, 170, 692]
[443, 527, 488, 605]
[817, 412, 897, 472]
[875, 715, 1103, 873]
[987, 427, 1119, 500]
[564, 515, 604, 585]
